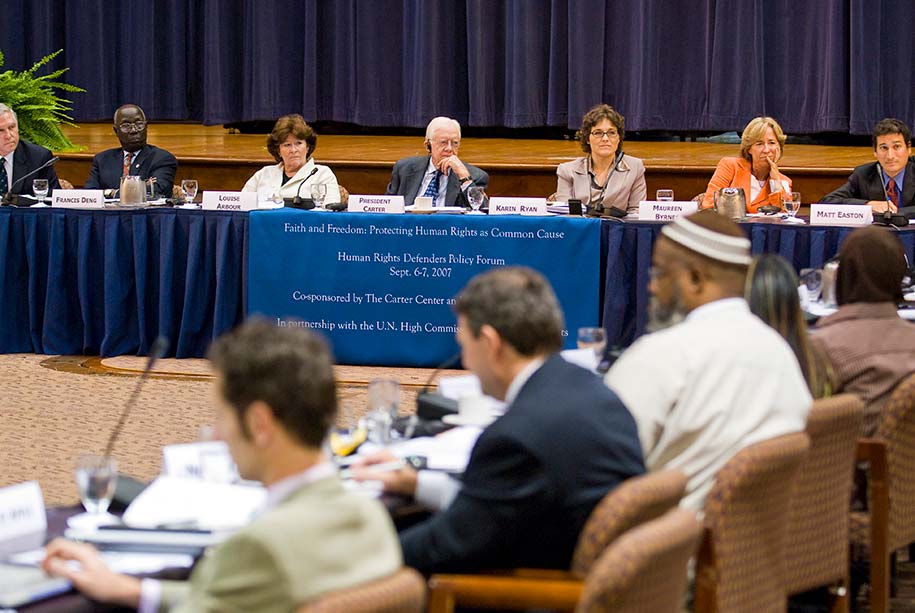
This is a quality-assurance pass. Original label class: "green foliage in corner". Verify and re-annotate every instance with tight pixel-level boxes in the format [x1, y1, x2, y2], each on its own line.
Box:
[0, 49, 85, 152]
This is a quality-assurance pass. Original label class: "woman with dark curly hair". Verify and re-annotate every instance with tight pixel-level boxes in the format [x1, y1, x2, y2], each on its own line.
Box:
[554, 104, 646, 216]
[243, 114, 339, 204]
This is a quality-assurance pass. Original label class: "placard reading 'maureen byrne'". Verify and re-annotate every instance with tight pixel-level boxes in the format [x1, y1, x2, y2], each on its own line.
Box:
[248, 211, 601, 366]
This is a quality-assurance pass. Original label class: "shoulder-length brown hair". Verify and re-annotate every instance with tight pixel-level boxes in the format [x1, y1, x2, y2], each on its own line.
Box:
[266, 114, 317, 162]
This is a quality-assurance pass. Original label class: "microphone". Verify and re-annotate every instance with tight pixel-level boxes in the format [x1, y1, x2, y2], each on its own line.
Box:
[415, 352, 462, 420]
[2, 156, 59, 206]
[292, 167, 320, 207]
[103, 336, 169, 457]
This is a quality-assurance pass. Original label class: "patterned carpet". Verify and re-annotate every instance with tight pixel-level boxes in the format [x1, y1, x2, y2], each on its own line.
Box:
[0, 353, 451, 507]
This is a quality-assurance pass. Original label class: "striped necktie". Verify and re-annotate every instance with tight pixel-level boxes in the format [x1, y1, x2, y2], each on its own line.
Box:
[422, 169, 442, 202]
[0, 158, 7, 195]
[123, 152, 134, 177]
[887, 179, 900, 209]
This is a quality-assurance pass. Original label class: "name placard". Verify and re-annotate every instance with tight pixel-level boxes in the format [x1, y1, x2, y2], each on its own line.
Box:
[202, 191, 258, 211]
[348, 195, 405, 214]
[809, 204, 873, 226]
[638, 200, 699, 221]
[163, 441, 238, 483]
[52, 189, 104, 209]
[0, 481, 46, 543]
[488, 197, 548, 216]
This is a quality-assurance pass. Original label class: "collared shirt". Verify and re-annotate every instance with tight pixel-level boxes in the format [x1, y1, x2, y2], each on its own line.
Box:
[417, 158, 474, 208]
[123, 149, 140, 176]
[139, 461, 337, 613]
[881, 165, 906, 199]
[1, 149, 15, 188]
[413, 358, 546, 511]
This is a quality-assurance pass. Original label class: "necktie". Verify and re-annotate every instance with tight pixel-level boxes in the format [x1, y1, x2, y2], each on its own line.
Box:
[0, 158, 7, 195]
[887, 179, 900, 210]
[422, 169, 442, 203]
[123, 152, 134, 177]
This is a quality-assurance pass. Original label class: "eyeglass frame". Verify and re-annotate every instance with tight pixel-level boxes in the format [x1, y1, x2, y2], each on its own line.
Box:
[117, 121, 147, 134]
[590, 129, 620, 140]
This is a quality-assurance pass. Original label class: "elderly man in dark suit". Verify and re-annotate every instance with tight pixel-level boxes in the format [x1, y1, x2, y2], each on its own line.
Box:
[385, 116, 488, 208]
[0, 103, 61, 200]
[354, 267, 645, 574]
[822, 118, 915, 218]
[84, 104, 177, 198]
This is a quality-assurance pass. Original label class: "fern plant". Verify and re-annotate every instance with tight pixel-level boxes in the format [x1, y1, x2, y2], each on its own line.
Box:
[0, 49, 84, 152]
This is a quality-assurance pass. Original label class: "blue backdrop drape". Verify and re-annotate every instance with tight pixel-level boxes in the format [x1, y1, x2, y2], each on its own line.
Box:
[3, 0, 913, 134]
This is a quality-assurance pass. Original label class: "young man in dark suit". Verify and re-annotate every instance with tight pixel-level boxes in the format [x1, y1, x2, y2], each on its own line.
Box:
[822, 118, 915, 218]
[0, 103, 62, 199]
[84, 104, 177, 199]
[355, 267, 645, 574]
[385, 116, 488, 208]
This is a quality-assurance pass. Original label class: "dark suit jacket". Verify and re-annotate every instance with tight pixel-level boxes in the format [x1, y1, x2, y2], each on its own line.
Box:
[84, 144, 178, 198]
[9, 140, 60, 196]
[400, 354, 645, 574]
[821, 157, 915, 218]
[385, 155, 488, 207]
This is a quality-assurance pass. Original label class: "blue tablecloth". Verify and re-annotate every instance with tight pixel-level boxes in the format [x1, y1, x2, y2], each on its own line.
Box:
[1, 208, 911, 360]
[0, 207, 248, 357]
[602, 220, 915, 347]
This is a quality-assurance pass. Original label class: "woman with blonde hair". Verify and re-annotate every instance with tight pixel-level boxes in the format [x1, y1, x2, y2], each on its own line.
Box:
[701, 116, 792, 213]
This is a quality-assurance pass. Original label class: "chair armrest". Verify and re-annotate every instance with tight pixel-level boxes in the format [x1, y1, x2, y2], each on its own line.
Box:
[427, 573, 582, 612]
[855, 438, 886, 466]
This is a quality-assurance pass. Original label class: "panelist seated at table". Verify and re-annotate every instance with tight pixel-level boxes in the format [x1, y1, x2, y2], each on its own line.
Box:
[821, 118, 915, 218]
[553, 103, 646, 217]
[353, 267, 645, 574]
[0, 103, 63, 199]
[242, 114, 340, 204]
[84, 104, 177, 199]
[42, 320, 402, 612]
[701, 116, 792, 214]
[385, 116, 488, 208]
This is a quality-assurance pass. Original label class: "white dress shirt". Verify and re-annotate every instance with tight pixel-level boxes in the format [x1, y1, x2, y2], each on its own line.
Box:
[605, 298, 811, 512]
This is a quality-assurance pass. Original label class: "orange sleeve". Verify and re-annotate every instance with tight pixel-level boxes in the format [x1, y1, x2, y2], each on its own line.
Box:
[701, 158, 739, 209]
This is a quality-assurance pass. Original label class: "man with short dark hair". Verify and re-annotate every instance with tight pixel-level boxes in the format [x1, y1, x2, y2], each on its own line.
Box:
[356, 267, 644, 574]
[43, 319, 402, 612]
[385, 116, 488, 208]
[822, 118, 915, 217]
[605, 211, 811, 512]
[84, 104, 177, 198]
[0, 103, 61, 198]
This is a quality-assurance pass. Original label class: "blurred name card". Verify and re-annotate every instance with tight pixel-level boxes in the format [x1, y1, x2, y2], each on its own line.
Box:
[202, 191, 257, 211]
[52, 189, 104, 209]
[0, 481, 45, 543]
[809, 204, 872, 227]
[488, 197, 548, 216]
[638, 201, 698, 221]
[348, 195, 405, 214]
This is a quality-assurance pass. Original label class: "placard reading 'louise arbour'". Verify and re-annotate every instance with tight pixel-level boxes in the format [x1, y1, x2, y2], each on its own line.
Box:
[247, 210, 601, 366]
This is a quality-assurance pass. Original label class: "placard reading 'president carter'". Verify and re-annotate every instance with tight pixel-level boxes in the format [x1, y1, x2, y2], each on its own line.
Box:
[248, 211, 600, 366]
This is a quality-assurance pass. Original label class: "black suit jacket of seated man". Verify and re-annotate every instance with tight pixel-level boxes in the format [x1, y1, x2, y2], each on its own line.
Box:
[385, 155, 489, 208]
[399, 353, 645, 574]
[9, 139, 61, 196]
[84, 144, 177, 199]
[821, 156, 915, 219]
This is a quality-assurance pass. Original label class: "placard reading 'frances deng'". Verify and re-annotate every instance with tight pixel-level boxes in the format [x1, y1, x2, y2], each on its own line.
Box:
[248, 211, 600, 366]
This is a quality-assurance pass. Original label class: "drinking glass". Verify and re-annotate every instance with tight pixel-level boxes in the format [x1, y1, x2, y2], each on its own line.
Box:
[310, 184, 327, 209]
[656, 189, 674, 201]
[468, 186, 486, 214]
[785, 191, 801, 217]
[71, 454, 118, 528]
[365, 379, 400, 445]
[799, 268, 822, 302]
[577, 327, 607, 360]
[32, 179, 49, 203]
[181, 179, 198, 205]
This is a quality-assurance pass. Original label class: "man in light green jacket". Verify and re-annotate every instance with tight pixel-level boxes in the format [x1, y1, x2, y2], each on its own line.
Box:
[44, 320, 402, 612]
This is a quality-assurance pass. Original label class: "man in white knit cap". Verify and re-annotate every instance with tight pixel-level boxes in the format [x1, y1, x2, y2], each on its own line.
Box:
[605, 210, 811, 512]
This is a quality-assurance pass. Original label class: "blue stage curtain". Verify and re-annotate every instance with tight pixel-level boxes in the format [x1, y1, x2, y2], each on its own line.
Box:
[0, 0, 910, 134]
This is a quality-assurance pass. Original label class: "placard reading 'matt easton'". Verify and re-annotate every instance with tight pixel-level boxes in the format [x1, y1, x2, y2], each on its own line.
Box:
[248, 210, 601, 366]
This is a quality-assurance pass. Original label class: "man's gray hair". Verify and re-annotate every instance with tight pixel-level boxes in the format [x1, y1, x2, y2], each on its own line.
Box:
[113, 104, 146, 124]
[0, 103, 17, 123]
[425, 116, 461, 142]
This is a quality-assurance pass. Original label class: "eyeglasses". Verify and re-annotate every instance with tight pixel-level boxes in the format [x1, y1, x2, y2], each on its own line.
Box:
[590, 129, 619, 140]
[117, 122, 147, 133]
[432, 138, 460, 148]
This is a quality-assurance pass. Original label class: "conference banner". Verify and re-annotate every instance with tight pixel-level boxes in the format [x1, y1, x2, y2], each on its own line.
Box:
[247, 210, 601, 366]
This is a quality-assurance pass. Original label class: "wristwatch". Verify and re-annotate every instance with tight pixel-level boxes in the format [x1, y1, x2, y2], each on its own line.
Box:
[460, 175, 473, 185]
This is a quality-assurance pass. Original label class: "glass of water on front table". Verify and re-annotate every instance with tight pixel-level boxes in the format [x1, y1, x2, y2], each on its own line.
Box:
[785, 191, 801, 217]
[70, 454, 118, 529]
[656, 189, 674, 201]
[32, 179, 49, 203]
[310, 183, 327, 209]
[468, 186, 486, 214]
[577, 327, 607, 360]
[181, 179, 198, 206]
